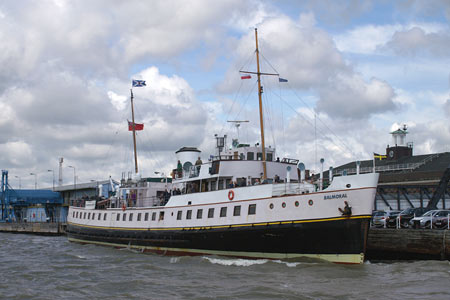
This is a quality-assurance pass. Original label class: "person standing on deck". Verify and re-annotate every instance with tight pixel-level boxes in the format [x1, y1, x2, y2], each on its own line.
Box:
[177, 160, 182, 178]
[195, 157, 202, 175]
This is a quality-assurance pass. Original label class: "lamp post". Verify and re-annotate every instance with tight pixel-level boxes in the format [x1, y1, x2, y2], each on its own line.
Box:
[47, 169, 55, 191]
[29, 173, 37, 190]
[68, 166, 76, 201]
[14, 175, 21, 189]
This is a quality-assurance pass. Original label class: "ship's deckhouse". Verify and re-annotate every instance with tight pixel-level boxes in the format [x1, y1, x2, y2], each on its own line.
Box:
[172, 141, 301, 193]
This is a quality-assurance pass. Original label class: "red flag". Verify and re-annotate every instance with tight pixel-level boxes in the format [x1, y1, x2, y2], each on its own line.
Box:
[128, 121, 144, 131]
[241, 75, 251, 79]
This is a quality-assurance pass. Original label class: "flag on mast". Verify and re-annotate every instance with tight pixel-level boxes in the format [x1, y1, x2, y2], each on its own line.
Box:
[279, 77, 288, 82]
[132, 80, 146, 87]
[128, 121, 144, 131]
[241, 75, 251, 79]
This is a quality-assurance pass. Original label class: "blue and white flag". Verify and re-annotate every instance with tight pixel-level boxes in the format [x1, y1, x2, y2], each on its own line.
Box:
[132, 80, 146, 87]
[279, 78, 288, 83]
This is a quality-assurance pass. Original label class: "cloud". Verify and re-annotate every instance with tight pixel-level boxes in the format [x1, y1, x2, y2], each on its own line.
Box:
[444, 99, 450, 117]
[334, 22, 448, 55]
[218, 15, 348, 93]
[384, 27, 450, 57]
[316, 74, 396, 120]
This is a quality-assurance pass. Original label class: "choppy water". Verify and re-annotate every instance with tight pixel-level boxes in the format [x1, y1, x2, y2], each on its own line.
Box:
[0, 233, 449, 299]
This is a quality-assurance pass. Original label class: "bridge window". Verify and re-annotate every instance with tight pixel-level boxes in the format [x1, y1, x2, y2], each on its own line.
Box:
[145, 212, 149, 221]
[98, 213, 101, 220]
[257, 152, 262, 161]
[248, 204, 256, 215]
[103, 213, 107, 221]
[116, 214, 120, 221]
[197, 209, 203, 219]
[122, 213, 127, 221]
[186, 210, 192, 220]
[129, 213, 133, 221]
[92, 213, 95, 220]
[137, 213, 141, 221]
[159, 212, 164, 221]
[267, 153, 273, 161]
[220, 207, 227, 217]
[152, 212, 156, 221]
[84, 212, 86, 219]
[88, 213, 91, 219]
[233, 205, 241, 216]
[177, 210, 182, 220]
[208, 208, 214, 218]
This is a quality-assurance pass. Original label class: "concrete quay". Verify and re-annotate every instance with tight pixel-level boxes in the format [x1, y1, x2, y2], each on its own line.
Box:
[0, 222, 66, 236]
[367, 228, 450, 260]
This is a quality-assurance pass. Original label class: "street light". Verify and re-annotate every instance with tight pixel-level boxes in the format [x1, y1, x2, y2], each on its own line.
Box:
[68, 166, 76, 201]
[47, 169, 55, 191]
[14, 175, 21, 189]
[30, 173, 37, 189]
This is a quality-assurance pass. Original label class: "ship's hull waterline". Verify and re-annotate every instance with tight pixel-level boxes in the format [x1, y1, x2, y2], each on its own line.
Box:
[67, 215, 370, 264]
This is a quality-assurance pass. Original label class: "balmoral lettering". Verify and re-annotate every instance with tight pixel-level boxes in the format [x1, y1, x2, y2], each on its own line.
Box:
[323, 193, 347, 200]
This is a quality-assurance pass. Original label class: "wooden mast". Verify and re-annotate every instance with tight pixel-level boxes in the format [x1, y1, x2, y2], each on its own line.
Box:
[239, 28, 278, 180]
[130, 89, 139, 174]
[254, 28, 267, 180]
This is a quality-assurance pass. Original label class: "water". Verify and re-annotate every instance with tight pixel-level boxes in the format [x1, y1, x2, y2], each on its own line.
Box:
[0, 233, 449, 299]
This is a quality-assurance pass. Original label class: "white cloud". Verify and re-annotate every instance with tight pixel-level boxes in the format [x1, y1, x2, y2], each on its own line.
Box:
[384, 26, 450, 57]
[316, 74, 396, 119]
[334, 22, 448, 55]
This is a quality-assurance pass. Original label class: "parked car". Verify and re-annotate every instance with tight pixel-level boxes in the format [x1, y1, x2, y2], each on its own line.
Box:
[432, 211, 450, 229]
[385, 211, 402, 228]
[371, 211, 386, 227]
[410, 210, 450, 229]
[372, 211, 401, 228]
[396, 207, 430, 228]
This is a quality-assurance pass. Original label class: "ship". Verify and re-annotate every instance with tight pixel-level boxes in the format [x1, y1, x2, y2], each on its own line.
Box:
[66, 29, 379, 264]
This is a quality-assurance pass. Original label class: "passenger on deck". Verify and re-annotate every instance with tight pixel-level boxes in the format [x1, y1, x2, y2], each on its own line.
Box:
[274, 174, 281, 183]
[177, 160, 182, 178]
[254, 178, 260, 185]
[195, 157, 202, 174]
[228, 181, 235, 188]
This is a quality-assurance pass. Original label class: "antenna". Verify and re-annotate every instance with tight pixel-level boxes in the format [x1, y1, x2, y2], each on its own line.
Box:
[227, 120, 249, 139]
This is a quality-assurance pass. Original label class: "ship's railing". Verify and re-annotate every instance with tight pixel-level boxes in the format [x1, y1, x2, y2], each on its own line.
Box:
[272, 183, 315, 196]
[333, 154, 442, 176]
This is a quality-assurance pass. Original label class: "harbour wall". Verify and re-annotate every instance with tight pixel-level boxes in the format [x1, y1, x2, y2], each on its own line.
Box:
[0, 222, 66, 235]
[366, 228, 450, 260]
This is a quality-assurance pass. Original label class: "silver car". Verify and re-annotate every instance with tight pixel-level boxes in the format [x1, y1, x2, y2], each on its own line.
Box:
[372, 211, 401, 228]
[410, 210, 450, 229]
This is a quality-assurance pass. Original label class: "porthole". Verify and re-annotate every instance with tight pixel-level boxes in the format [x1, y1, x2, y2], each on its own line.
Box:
[282, 202, 286, 208]
[295, 201, 299, 207]
[308, 199, 313, 206]
[346, 184, 351, 188]
[269, 203, 274, 209]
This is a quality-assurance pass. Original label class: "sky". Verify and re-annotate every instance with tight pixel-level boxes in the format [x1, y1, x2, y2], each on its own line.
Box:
[1, 0, 449, 189]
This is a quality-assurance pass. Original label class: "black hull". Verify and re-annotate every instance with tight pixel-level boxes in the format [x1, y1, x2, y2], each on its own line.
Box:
[67, 216, 370, 263]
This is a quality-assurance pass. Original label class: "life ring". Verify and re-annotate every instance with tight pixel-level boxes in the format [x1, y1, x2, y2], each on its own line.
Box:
[122, 204, 126, 211]
[228, 190, 234, 201]
[308, 199, 313, 206]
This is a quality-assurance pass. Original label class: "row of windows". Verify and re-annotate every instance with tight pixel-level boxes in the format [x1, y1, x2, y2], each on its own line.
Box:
[175, 204, 256, 220]
[72, 204, 257, 222]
